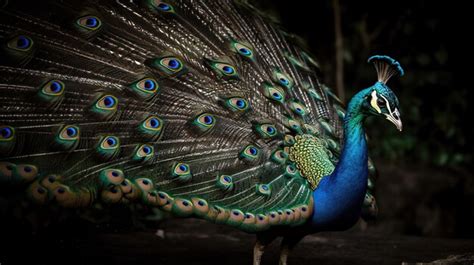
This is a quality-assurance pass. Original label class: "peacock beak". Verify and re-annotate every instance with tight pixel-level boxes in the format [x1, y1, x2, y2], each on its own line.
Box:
[385, 108, 402, 131]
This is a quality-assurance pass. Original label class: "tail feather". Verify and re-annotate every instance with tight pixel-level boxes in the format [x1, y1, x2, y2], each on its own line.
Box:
[0, 0, 345, 232]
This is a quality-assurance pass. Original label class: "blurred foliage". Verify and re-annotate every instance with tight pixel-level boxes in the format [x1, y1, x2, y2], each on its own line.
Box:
[256, 0, 472, 168]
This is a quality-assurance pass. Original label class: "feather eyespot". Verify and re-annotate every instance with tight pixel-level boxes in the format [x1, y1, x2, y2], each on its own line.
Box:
[256, 184, 271, 196]
[133, 144, 154, 162]
[230, 40, 255, 60]
[143, 116, 163, 130]
[254, 123, 278, 138]
[213, 63, 238, 77]
[157, 2, 174, 12]
[76, 15, 102, 30]
[224, 97, 249, 112]
[135, 178, 154, 193]
[238, 47, 251, 56]
[284, 164, 300, 178]
[130, 77, 159, 99]
[216, 175, 234, 192]
[100, 136, 119, 149]
[149, 1, 175, 13]
[15, 164, 38, 182]
[273, 71, 294, 89]
[97, 136, 120, 160]
[59, 125, 79, 140]
[285, 118, 302, 133]
[171, 162, 192, 182]
[41, 80, 65, 96]
[239, 144, 260, 161]
[271, 149, 288, 164]
[7, 35, 33, 51]
[151, 55, 187, 76]
[289, 101, 307, 116]
[92, 94, 118, 119]
[233, 43, 253, 58]
[206, 59, 239, 80]
[97, 95, 117, 109]
[192, 113, 216, 133]
[159, 57, 183, 72]
[98, 168, 125, 187]
[227, 209, 245, 225]
[55, 125, 80, 150]
[175, 163, 188, 174]
[139, 115, 164, 140]
[190, 197, 209, 216]
[262, 82, 285, 103]
[0, 126, 14, 141]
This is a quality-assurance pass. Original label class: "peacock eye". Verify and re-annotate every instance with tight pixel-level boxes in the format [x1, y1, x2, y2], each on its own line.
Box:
[225, 97, 250, 112]
[289, 101, 307, 116]
[100, 136, 119, 149]
[0, 126, 14, 140]
[96, 95, 116, 109]
[96, 136, 120, 159]
[192, 113, 216, 132]
[240, 144, 260, 161]
[143, 116, 163, 130]
[262, 82, 286, 103]
[377, 97, 386, 106]
[59, 125, 80, 140]
[7, 35, 34, 51]
[216, 174, 234, 192]
[255, 123, 278, 138]
[273, 71, 294, 89]
[232, 42, 254, 60]
[256, 184, 271, 196]
[213, 63, 238, 77]
[41, 80, 65, 95]
[271, 149, 288, 164]
[130, 77, 159, 98]
[133, 144, 154, 162]
[151, 55, 187, 76]
[172, 162, 191, 178]
[151, 1, 175, 13]
[206, 59, 240, 80]
[76, 15, 102, 30]
[159, 57, 184, 72]
[139, 115, 164, 140]
[286, 118, 301, 132]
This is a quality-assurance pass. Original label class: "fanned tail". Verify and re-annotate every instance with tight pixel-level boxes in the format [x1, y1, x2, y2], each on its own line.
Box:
[0, 0, 363, 232]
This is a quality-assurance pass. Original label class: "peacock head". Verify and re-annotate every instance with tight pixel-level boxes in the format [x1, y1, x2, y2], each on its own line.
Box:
[362, 55, 404, 131]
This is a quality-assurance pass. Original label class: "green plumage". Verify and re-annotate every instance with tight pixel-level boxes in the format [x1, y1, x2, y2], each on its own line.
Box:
[0, 0, 377, 234]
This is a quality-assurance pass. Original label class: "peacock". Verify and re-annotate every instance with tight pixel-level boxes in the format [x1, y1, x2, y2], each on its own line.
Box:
[0, 1, 404, 264]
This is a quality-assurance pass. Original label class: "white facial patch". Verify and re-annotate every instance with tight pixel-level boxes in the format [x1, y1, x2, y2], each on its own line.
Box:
[370, 90, 382, 113]
[380, 94, 395, 117]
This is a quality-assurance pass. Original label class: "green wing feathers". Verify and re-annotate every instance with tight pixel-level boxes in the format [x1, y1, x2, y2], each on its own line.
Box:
[0, 0, 347, 232]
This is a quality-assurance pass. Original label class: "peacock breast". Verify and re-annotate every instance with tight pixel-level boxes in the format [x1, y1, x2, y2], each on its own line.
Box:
[287, 134, 336, 190]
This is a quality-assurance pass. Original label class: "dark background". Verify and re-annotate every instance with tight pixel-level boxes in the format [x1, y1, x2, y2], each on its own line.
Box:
[255, 0, 473, 238]
[1, 1, 473, 264]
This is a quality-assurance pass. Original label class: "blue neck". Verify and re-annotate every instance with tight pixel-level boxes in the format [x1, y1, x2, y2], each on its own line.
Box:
[310, 88, 370, 230]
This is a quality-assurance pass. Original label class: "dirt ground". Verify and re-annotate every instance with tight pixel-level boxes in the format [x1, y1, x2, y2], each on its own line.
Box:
[2, 218, 473, 265]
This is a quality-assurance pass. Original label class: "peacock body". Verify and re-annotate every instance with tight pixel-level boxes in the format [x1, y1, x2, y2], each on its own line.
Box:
[0, 1, 403, 264]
